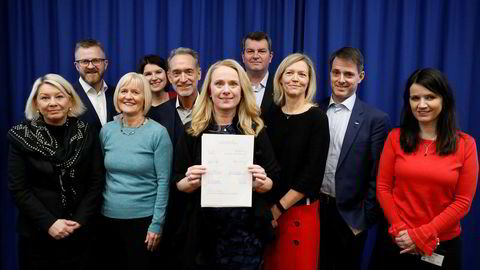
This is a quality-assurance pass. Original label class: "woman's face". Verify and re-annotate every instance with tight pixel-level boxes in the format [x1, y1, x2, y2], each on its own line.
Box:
[143, 64, 167, 92]
[409, 83, 443, 127]
[281, 60, 309, 99]
[118, 82, 145, 117]
[35, 83, 72, 126]
[210, 66, 242, 115]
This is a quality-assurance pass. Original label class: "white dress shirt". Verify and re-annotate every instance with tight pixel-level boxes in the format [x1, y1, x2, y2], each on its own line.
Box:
[321, 93, 357, 197]
[79, 77, 108, 126]
[176, 94, 198, 124]
[252, 72, 269, 108]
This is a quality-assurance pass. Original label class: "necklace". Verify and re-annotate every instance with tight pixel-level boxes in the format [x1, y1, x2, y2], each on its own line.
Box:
[423, 136, 437, 156]
[120, 117, 146, 136]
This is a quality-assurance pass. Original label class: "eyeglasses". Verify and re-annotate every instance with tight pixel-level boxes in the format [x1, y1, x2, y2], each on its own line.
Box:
[75, 58, 106, 67]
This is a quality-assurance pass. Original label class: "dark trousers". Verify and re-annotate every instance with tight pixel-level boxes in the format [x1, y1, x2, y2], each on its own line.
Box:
[18, 234, 90, 270]
[369, 218, 462, 270]
[99, 215, 157, 270]
[318, 194, 367, 270]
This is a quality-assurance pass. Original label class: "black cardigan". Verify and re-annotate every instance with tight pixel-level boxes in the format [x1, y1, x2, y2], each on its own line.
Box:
[170, 122, 280, 269]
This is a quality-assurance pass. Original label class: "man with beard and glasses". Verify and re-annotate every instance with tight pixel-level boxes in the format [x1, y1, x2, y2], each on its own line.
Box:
[73, 39, 116, 132]
[167, 47, 201, 125]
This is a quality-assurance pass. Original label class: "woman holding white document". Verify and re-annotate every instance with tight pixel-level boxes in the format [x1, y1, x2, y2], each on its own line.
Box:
[173, 59, 280, 270]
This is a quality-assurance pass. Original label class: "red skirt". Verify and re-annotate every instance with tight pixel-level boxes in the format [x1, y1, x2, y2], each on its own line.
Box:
[263, 200, 320, 270]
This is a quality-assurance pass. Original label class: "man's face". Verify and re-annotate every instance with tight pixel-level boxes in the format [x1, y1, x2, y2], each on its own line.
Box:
[330, 57, 364, 103]
[242, 39, 272, 74]
[74, 46, 108, 86]
[168, 54, 201, 97]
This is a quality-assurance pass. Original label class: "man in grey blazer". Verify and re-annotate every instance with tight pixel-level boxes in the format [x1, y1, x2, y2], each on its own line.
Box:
[241, 31, 274, 117]
[319, 47, 391, 270]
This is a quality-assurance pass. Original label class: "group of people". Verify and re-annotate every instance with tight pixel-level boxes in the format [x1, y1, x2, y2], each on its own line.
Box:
[7, 32, 478, 270]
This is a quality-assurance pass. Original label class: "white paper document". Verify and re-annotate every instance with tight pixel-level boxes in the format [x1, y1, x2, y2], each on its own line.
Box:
[201, 134, 254, 207]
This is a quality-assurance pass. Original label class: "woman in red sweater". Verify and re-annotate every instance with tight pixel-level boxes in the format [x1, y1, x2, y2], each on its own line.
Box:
[376, 68, 478, 269]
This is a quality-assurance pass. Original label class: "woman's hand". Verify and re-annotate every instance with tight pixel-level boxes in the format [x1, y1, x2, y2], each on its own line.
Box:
[270, 204, 282, 228]
[395, 230, 419, 254]
[176, 165, 206, 193]
[145, 231, 162, 252]
[249, 165, 272, 193]
[48, 219, 81, 240]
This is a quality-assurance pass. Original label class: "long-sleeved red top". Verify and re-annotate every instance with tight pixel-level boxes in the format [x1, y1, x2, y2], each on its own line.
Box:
[377, 128, 478, 255]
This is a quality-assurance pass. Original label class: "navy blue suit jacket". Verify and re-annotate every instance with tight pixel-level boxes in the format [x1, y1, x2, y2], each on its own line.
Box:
[73, 80, 116, 133]
[321, 97, 391, 230]
[260, 73, 274, 117]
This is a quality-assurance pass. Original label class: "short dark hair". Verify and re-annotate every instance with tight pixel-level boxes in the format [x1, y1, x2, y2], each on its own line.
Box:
[137, 55, 170, 90]
[74, 38, 106, 57]
[242, 31, 272, 53]
[328, 47, 364, 73]
[400, 68, 458, 155]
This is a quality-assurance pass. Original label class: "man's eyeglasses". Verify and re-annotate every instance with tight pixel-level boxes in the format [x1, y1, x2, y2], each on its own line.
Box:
[75, 58, 106, 67]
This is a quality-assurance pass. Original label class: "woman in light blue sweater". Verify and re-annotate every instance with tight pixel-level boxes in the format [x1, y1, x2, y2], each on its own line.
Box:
[99, 72, 172, 270]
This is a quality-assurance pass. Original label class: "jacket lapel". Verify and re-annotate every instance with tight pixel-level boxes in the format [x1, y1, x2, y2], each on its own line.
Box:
[337, 99, 364, 169]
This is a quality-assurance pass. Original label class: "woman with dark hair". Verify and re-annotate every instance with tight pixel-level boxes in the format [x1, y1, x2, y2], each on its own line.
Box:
[138, 54, 183, 147]
[376, 68, 478, 269]
[173, 59, 280, 269]
[7, 74, 104, 269]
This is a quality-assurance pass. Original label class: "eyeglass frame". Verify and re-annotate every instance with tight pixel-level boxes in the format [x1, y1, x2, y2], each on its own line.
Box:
[74, 58, 107, 67]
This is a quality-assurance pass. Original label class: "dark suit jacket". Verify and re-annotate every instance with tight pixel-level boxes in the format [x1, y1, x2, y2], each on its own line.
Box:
[74, 80, 116, 132]
[260, 73, 274, 117]
[320, 97, 391, 230]
[7, 120, 105, 239]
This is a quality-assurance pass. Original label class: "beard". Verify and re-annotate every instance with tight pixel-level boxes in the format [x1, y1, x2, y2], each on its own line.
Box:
[81, 70, 105, 86]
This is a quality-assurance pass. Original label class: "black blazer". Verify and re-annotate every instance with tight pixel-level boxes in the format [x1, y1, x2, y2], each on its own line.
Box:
[320, 97, 391, 229]
[260, 73, 275, 118]
[7, 120, 105, 239]
[73, 80, 116, 132]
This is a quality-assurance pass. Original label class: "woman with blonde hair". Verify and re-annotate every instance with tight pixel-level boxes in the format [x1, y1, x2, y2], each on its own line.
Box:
[173, 59, 280, 269]
[264, 53, 330, 270]
[8, 74, 104, 269]
[99, 72, 172, 270]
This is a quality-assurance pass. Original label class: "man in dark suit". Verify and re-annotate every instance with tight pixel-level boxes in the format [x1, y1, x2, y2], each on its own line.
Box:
[241, 31, 274, 116]
[319, 47, 391, 270]
[73, 39, 116, 132]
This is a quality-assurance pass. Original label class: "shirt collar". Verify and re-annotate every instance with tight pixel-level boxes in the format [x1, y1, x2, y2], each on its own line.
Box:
[176, 93, 198, 109]
[252, 72, 269, 92]
[79, 76, 108, 94]
[329, 93, 356, 111]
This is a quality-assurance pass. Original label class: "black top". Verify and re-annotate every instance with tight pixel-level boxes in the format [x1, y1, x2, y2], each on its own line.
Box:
[265, 105, 330, 201]
[171, 120, 280, 269]
[147, 99, 184, 148]
[7, 118, 105, 239]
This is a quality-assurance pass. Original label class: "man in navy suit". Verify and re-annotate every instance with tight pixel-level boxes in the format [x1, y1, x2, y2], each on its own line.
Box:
[73, 39, 115, 132]
[241, 31, 274, 117]
[319, 47, 391, 270]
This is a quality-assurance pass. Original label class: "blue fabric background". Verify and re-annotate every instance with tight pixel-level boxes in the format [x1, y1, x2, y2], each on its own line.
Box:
[1, 1, 478, 269]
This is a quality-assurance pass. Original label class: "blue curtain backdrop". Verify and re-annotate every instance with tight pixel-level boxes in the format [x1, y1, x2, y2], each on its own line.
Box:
[1, 0, 479, 269]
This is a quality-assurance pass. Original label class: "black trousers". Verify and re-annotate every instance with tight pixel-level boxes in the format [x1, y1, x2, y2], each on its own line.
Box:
[99, 215, 157, 270]
[18, 234, 90, 270]
[369, 218, 462, 270]
[318, 194, 367, 270]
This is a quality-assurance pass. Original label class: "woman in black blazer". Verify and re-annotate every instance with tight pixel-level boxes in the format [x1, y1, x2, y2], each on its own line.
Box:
[7, 74, 104, 270]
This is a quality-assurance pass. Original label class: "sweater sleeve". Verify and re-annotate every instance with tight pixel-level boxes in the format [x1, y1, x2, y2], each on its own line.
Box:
[291, 109, 330, 198]
[148, 128, 173, 234]
[408, 135, 478, 255]
[376, 130, 408, 236]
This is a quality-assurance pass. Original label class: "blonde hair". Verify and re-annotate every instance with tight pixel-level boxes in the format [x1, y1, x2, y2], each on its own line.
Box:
[113, 72, 152, 116]
[25, 74, 86, 120]
[188, 59, 264, 136]
[273, 53, 317, 106]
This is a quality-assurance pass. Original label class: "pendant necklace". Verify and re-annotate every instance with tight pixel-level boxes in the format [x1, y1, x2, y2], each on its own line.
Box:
[121, 117, 146, 136]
